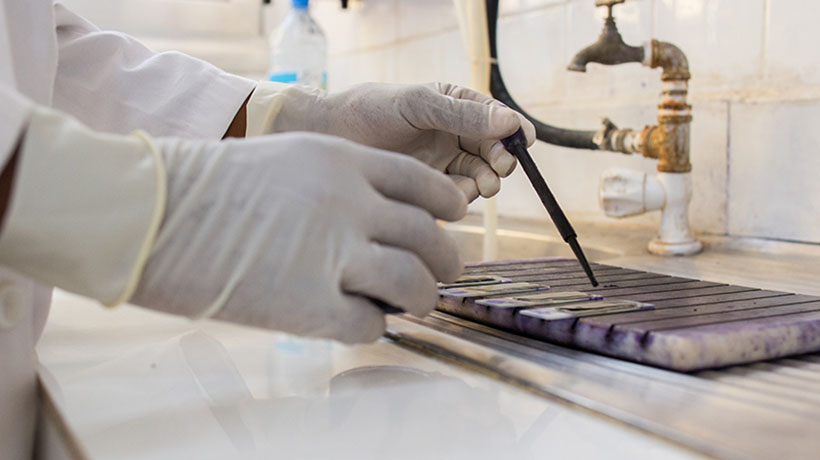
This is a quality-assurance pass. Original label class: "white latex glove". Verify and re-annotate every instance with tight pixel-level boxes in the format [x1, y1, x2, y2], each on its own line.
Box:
[1, 107, 466, 343]
[246, 82, 536, 202]
[131, 132, 467, 343]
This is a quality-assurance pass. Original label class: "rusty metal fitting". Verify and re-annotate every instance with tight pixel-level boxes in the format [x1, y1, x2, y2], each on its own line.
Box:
[659, 101, 691, 112]
[652, 120, 691, 173]
[658, 113, 693, 124]
[639, 126, 659, 159]
[631, 115, 691, 172]
[659, 79, 691, 117]
[594, 118, 641, 154]
[608, 128, 636, 152]
[649, 40, 690, 82]
[654, 76, 692, 172]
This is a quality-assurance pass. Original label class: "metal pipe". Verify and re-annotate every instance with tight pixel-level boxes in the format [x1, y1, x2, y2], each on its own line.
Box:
[566, 15, 645, 72]
[593, 40, 692, 173]
[649, 41, 691, 173]
[648, 40, 690, 81]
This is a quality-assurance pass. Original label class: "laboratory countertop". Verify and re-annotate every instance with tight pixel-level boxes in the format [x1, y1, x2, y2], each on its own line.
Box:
[36, 216, 820, 459]
[37, 291, 703, 460]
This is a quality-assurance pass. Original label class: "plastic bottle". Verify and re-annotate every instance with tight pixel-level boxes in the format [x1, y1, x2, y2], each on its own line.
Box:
[268, 0, 327, 90]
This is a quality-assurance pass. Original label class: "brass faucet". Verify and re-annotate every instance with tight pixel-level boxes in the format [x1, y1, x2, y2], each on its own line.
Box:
[567, 0, 644, 71]
[568, 0, 692, 173]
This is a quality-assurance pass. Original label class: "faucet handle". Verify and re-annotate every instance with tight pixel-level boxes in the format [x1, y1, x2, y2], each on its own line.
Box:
[599, 168, 665, 218]
[595, 0, 626, 6]
[595, 0, 626, 18]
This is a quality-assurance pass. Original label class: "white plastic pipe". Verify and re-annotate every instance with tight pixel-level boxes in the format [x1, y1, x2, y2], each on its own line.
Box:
[453, 0, 491, 93]
[453, 0, 498, 261]
[648, 172, 702, 256]
[482, 197, 499, 260]
[599, 168, 702, 256]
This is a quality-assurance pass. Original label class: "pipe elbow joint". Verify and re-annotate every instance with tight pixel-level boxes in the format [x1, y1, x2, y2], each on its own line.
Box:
[649, 40, 690, 81]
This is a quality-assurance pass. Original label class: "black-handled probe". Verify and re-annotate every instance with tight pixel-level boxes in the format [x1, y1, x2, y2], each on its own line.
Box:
[370, 298, 404, 315]
[501, 128, 598, 287]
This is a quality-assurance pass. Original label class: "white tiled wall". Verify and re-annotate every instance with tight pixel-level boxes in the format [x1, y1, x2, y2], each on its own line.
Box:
[280, 0, 819, 244]
[64, 0, 269, 75]
[729, 100, 820, 241]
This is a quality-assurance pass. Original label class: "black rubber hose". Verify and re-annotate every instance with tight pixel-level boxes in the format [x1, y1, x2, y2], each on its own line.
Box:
[486, 0, 599, 150]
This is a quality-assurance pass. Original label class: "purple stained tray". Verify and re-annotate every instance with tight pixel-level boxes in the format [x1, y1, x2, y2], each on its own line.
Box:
[436, 258, 820, 372]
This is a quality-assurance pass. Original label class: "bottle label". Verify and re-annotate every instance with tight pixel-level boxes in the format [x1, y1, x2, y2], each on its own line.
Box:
[268, 72, 299, 83]
[268, 71, 327, 90]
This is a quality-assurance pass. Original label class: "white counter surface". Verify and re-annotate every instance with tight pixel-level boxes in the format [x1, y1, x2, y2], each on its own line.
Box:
[37, 289, 703, 460]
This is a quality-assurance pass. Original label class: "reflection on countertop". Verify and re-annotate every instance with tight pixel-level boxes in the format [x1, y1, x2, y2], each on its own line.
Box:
[37, 290, 702, 460]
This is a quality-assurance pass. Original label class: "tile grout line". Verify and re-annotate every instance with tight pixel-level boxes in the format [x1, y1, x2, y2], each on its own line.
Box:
[760, 0, 770, 82]
[724, 100, 731, 237]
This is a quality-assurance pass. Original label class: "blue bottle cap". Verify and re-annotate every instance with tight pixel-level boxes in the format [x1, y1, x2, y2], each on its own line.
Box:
[292, 0, 309, 9]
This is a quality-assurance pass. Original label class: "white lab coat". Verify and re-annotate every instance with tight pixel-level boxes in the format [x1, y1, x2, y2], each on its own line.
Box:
[0, 1, 254, 458]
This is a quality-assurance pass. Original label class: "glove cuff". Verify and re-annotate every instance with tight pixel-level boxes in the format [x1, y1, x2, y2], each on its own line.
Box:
[0, 108, 167, 306]
[245, 81, 325, 136]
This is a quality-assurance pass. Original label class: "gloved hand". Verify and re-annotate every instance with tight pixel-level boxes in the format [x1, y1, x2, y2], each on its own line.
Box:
[1, 107, 466, 344]
[246, 82, 536, 202]
[131, 132, 467, 343]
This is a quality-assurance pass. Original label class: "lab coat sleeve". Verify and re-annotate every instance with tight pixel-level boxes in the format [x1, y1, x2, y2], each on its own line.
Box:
[0, 86, 34, 170]
[0, 104, 166, 307]
[51, 3, 256, 140]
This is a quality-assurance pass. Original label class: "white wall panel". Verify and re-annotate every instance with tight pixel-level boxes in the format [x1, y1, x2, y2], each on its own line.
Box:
[728, 100, 820, 243]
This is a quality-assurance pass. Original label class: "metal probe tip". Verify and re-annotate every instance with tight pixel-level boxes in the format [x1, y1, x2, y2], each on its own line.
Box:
[568, 238, 598, 287]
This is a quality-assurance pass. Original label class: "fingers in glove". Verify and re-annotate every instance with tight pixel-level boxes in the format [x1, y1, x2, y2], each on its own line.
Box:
[435, 83, 498, 104]
[459, 138, 517, 177]
[369, 199, 463, 282]
[446, 152, 501, 198]
[517, 113, 537, 147]
[360, 150, 467, 222]
[400, 85, 521, 141]
[342, 243, 440, 318]
[435, 83, 537, 147]
[333, 294, 387, 344]
[450, 175, 480, 202]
